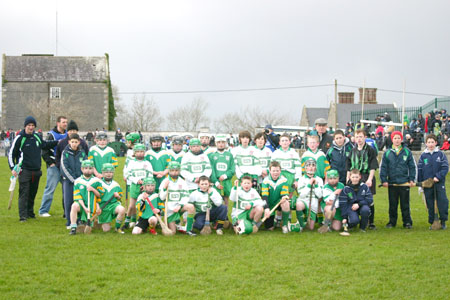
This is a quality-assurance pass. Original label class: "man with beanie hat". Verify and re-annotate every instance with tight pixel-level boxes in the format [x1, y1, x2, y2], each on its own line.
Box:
[380, 130, 417, 229]
[38, 116, 68, 217]
[8, 116, 59, 222]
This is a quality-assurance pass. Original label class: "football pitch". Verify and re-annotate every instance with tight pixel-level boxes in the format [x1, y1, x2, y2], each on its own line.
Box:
[1, 157, 449, 299]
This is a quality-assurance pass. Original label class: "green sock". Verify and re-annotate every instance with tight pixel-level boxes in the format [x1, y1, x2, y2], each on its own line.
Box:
[115, 219, 123, 229]
[296, 210, 305, 228]
[125, 216, 130, 224]
[131, 215, 136, 223]
[282, 212, 290, 226]
[186, 213, 194, 232]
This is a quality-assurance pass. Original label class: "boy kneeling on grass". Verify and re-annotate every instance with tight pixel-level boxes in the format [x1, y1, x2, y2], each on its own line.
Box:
[417, 134, 449, 230]
[295, 158, 323, 231]
[260, 161, 291, 233]
[133, 177, 164, 235]
[340, 169, 373, 232]
[69, 160, 105, 235]
[97, 163, 126, 234]
[321, 169, 344, 231]
[231, 176, 270, 235]
[159, 161, 197, 236]
[189, 176, 228, 235]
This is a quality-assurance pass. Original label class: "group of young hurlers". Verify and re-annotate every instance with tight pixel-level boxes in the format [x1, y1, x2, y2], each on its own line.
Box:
[66, 127, 448, 236]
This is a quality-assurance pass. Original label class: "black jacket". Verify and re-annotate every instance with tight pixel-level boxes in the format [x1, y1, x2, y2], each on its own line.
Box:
[55, 135, 89, 168]
[318, 132, 334, 153]
[8, 130, 58, 171]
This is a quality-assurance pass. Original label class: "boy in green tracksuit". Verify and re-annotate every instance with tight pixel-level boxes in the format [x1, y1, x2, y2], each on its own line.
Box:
[322, 169, 344, 231]
[145, 134, 170, 192]
[69, 160, 105, 235]
[132, 177, 164, 235]
[88, 131, 118, 178]
[260, 161, 291, 233]
[209, 134, 235, 206]
[97, 163, 126, 233]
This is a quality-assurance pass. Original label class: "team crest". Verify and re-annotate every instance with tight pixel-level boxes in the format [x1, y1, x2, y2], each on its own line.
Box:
[403, 155, 407, 161]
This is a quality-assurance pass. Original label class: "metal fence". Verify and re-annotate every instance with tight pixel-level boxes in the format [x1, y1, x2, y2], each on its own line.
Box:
[351, 97, 450, 124]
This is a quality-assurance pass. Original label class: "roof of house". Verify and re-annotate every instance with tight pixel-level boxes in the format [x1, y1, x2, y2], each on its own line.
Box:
[3, 55, 108, 82]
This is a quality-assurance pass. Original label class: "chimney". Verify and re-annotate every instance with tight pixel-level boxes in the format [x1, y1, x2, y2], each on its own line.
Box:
[358, 88, 377, 104]
[338, 92, 355, 104]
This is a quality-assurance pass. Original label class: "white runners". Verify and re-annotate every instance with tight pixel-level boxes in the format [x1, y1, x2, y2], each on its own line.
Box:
[216, 229, 223, 235]
[282, 226, 289, 234]
[66, 226, 71, 230]
[39, 213, 51, 217]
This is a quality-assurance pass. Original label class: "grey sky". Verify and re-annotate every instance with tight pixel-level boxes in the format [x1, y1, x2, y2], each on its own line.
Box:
[1, 0, 450, 127]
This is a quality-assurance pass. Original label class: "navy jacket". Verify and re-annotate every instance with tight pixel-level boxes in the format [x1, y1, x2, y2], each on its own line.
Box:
[417, 148, 449, 182]
[380, 146, 417, 184]
[326, 138, 353, 183]
[60, 144, 87, 183]
[339, 183, 373, 218]
[55, 135, 89, 168]
[8, 129, 58, 171]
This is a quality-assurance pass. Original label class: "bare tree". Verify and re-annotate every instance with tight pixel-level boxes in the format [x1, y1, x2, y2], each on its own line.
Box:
[166, 98, 209, 131]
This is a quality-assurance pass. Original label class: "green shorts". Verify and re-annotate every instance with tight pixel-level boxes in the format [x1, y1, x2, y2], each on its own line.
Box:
[167, 212, 181, 223]
[216, 179, 232, 197]
[130, 183, 142, 199]
[232, 210, 251, 224]
[320, 202, 343, 221]
[98, 202, 121, 224]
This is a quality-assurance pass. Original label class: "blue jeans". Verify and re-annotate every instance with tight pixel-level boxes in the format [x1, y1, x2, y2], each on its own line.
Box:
[39, 166, 61, 214]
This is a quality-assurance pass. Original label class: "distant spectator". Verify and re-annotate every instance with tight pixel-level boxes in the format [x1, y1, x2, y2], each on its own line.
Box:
[263, 124, 280, 152]
[383, 112, 392, 122]
[417, 114, 425, 131]
[115, 128, 123, 142]
[441, 134, 450, 151]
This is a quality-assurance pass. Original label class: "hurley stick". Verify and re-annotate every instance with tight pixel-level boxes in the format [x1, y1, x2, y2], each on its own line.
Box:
[146, 195, 173, 236]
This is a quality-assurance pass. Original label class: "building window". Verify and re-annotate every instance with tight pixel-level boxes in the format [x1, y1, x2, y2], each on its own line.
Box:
[50, 87, 61, 99]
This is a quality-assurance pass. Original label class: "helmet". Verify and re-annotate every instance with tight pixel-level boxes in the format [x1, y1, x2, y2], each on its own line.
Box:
[215, 134, 228, 142]
[143, 177, 156, 186]
[126, 132, 140, 143]
[168, 161, 181, 170]
[81, 160, 94, 168]
[189, 138, 201, 146]
[133, 143, 146, 152]
[150, 134, 164, 142]
[101, 163, 115, 172]
[235, 219, 253, 235]
[198, 132, 210, 139]
[172, 136, 184, 145]
[304, 158, 316, 168]
[326, 169, 339, 179]
[96, 131, 108, 139]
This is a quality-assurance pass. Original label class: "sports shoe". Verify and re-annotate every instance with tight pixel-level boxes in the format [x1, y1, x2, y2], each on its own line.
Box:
[368, 224, 377, 230]
[66, 226, 71, 230]
[441, 221, 447, 230]
[39, 213, 51, 217]
[115, 228, 125, 234]
[176, 224, 187, 233]
[20, 218, 27, 223]
[149, 228, 158, 235]
[360, 228, 367, 233]
[385, 223, 395, 229]
[282, 225, 289, 234]
[69, 228, 77, 235]
[186, 231, 197, 236]
[216, 229, 223, 235]
[403, 223, 412, 229]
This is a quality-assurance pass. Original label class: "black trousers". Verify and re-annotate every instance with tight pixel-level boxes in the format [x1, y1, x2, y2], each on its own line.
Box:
[388, 186, 412, 226]
[18, 169, 42, 220]
[424, 182, 449, 224]
[361, 173, 376, 224]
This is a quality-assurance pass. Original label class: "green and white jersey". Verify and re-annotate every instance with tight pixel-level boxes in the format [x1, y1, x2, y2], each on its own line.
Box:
[100, 179, 123, 206]
[88, 145, 118, 174]
[208, 149, 235, 186]
[167, 149, 185, 164]
[323, 182, 344, 208]
[231, 145, 262, 179]
[202, 146, 216, 156]
[126, 158, 154, 184]
[180, 151, 212, 190]
[123, 149, 134, 184]
[189, 189, 223, 213]
[301, 148, 331, 179]
[260, 175, 290, 209]
[230, 186, 266, 219]
[159, 176, 190, 218]
[297, 175, 323, 213]
[145, 148, 170, 173]
[73, 176, 105, 214]
[255, 146, 272, 171]
[271, 147, 302, 180]
[136, 193, 162, 219]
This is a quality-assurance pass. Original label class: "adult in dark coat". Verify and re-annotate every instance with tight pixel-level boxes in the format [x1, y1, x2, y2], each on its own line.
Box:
[315, 118, 334, 154]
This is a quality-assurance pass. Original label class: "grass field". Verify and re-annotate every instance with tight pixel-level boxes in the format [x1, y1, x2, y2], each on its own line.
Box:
[1, 156, 449, 299]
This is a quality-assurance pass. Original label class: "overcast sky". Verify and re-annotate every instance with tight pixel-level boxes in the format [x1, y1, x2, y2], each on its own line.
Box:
[1, 0, 450, 127]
